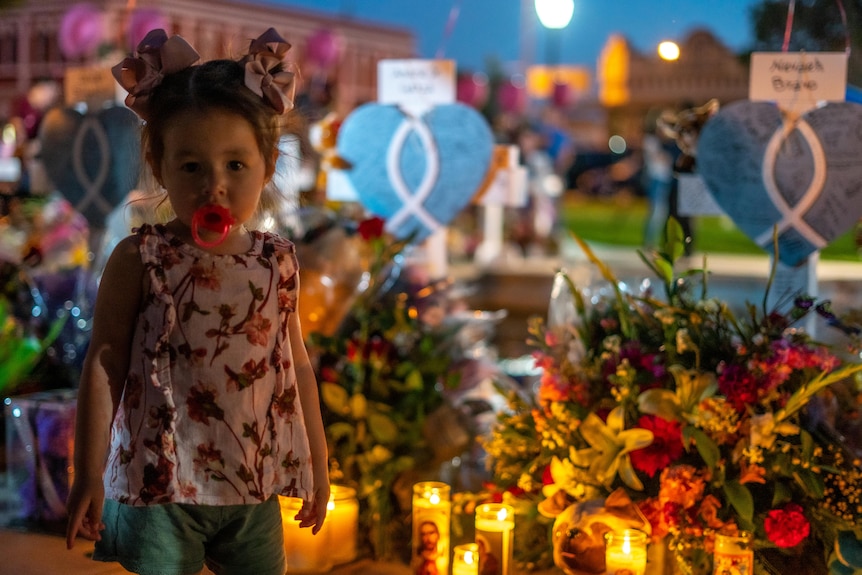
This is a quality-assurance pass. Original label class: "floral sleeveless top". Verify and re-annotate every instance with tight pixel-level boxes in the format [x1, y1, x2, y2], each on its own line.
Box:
[103, 224, 313, 506]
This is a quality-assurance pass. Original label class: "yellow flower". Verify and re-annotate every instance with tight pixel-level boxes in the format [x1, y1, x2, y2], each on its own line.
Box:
[569, 406, 653, 490]
[638, 365, 717, 423]
[749, 412, 799, 449]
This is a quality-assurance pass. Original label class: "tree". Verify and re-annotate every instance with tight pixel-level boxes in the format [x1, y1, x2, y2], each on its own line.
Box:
[750, 0, 862, 86]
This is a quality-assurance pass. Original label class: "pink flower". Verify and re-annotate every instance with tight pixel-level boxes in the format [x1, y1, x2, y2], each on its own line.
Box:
[244, 312, 272, 346]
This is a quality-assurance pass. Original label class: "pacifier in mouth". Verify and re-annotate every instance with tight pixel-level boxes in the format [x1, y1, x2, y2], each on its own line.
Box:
[191, 204, 236, 248]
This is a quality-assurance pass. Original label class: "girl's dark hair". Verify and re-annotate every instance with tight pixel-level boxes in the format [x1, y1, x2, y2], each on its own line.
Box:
[143, 58, 305, 178]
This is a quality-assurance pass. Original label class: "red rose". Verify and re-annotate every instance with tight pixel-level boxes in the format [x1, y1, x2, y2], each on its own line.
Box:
[763, 503, 810, 548]
[358, 216, 385, 240]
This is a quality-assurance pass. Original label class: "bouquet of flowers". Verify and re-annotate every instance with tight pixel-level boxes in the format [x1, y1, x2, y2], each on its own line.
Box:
[482, 221, 862, 574]
[309, 217, 463, 562]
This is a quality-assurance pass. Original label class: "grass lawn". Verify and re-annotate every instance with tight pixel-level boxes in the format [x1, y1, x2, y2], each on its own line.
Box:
[560, 194, 861, 262]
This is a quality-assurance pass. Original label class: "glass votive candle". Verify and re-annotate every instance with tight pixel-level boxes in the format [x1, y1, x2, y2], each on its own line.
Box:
[713, 531, 753, 575]
[604, 529, 648, 575]
[453, 543, 480, 575]
[412, 481, 451, 575]
[474, 503, 514, 575]
[280, 496, 333, 573]
[326, 485, 359, 565]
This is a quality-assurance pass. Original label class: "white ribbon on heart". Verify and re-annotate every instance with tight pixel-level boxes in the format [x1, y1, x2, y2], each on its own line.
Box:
[72, 116, 114, 218]
[756, 115, 828, 249]
[384, 113, 442, 235]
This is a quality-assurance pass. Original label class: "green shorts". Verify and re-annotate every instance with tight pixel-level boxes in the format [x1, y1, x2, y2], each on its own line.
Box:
[94, 496, 285, 575]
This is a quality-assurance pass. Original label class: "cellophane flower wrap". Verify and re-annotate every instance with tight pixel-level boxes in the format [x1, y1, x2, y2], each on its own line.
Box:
[309, 217, 461, 562]
[481, 221, 862, 574]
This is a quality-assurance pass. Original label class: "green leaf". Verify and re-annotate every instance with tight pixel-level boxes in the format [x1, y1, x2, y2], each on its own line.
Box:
[654, 258, 674, 284]
[321, 382, 350, 415]
[772, 481, 792, 506]
[664, 217, 685, 262]
[795, 468, 825, 499]
[367, 411, 399, 444]
[688, 427, 720, 470]
[800, 429, 814, 460]
[326, 421, 353, 443]
[723, 480, 754, 522]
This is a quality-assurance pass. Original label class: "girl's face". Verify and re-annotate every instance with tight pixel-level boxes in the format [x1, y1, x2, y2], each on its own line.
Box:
[154, 108, 273, 246]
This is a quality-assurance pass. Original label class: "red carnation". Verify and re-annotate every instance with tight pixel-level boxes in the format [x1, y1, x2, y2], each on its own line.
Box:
[630, 415, 684, 478]
[763, 503, 810, 548]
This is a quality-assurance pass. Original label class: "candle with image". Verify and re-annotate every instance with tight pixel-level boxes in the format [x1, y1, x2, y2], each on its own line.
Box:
[713, 532, 753, 575]
[453, 543, 479, 575]
[412, 481, 451, 575]
[474, 503, 514, 575]
[604, 529, 648, 575]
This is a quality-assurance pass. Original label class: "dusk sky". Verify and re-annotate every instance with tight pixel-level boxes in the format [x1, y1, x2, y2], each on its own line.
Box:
[254, 0, 766, 72]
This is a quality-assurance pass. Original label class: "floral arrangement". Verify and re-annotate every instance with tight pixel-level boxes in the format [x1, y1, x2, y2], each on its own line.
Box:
[481, 221, 862, 575]
[308, 217, 462, 562]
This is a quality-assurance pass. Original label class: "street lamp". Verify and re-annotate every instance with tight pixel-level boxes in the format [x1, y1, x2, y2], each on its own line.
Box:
[534, 0, 574, 29]
[534, 0, 574, 105]
[535, 0, 574, 64]
[658, 41, 680, 61]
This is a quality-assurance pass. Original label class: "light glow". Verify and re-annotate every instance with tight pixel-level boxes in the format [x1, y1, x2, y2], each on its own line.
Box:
[535, 0, 574, 29]
[658, 41, 680, 61]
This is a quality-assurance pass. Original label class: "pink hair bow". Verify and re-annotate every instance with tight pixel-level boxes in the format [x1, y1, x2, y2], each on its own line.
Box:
[112, 29, 200, 120]
[242, 28, 296, 114]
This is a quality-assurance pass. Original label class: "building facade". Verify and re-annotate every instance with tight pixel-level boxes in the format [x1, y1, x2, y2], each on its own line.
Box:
[0, 0, 416, 118]
[597, 29, 750, 144]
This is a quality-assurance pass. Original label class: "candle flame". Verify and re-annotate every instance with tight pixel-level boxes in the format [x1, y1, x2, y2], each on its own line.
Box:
[429, 493, 441, 505]
[464, 550, 476, 565]
[327, 500, 335, 511]
[496, 507, 508, 521]
[623, 538, 632, 554]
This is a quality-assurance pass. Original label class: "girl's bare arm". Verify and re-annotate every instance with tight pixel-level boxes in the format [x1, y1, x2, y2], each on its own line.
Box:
[66, 235, 143, 549]
[289, 277, 330, 534]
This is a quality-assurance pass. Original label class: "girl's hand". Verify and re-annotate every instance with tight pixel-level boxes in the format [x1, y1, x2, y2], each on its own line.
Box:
[65, 477, 106, 549]
[294, 484, 330, 535]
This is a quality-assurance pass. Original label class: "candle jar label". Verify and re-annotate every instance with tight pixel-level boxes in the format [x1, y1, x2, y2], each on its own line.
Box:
[475, 503, 514, 575]
[713, 532, 753, 575]
[413, 482, 451, 575]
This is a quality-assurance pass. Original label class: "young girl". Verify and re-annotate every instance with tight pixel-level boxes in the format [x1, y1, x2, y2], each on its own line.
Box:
[65, 28, 330, 575]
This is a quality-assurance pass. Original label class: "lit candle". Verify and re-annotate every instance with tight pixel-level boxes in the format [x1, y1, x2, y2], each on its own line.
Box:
[280, 496, 333, 573]
[453, 543, 479, 575]
[713, 531, 753, 575]
[604, 529, 648, 575]
[326, 485, 359, 565]
[412, 481, 451, 575]
[474, 503, 514, 575]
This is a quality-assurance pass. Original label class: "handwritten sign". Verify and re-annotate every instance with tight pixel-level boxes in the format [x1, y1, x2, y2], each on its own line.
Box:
[696, 99, 862, 267]
[378, 59, 455, 116]
[64, 65, 121, 107]
[750, 52, 847, 114]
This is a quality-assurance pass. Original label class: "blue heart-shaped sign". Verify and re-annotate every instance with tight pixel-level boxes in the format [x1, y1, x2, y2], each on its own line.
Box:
[697, 100, 862, 266]
[39, 106, 141, 229]
[336, 102, 494, 242]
